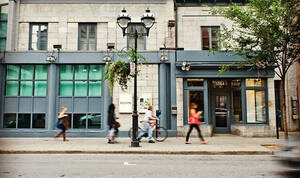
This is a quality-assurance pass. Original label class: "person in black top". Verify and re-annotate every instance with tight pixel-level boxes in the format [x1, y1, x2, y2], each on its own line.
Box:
[107, 104, 119, 143]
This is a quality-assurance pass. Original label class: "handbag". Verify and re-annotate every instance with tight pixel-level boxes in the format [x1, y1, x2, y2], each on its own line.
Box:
[56, 120, 64, 129]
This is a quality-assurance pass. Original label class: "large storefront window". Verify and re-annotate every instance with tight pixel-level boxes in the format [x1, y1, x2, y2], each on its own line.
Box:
[3, 113, 46, 129]
[69, 113, 101, 129]
[246, 78, 267, 123]
[59, 65, 102, 96]
[5, 65, 48, 96]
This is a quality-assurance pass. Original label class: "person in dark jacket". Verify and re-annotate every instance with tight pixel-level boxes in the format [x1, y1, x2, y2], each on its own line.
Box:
[107, 104, 119, 143]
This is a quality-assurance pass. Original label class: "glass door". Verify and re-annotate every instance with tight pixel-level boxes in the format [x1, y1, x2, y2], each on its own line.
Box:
[213, 92, 230, 133]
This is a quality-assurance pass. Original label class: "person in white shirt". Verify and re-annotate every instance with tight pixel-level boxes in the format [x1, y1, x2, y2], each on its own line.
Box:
[137, 106, 157, 143]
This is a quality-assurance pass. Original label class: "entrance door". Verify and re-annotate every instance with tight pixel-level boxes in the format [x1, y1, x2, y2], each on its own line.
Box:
[212, 91, 230, 133]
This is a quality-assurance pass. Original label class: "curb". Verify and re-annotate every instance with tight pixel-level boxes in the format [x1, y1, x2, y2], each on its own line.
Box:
[0, 150, 273, 155]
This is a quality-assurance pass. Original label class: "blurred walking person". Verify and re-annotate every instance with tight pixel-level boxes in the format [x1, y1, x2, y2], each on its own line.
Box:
[185, 103, 206, 144]
[107, 104, 119, 144]
[55, 106, 69, 141]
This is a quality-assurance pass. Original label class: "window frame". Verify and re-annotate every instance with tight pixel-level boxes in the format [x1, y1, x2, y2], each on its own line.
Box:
[244, 78, 269, 124]
[29, 23, 48, 51]
[78, 23, 97, 51]
[59, 65, 103, 97]
[3, 113, 46, 129]
[200, 26, 220, 50]
[183, 79, 209, 125]
[5, 65, 48, 97]
[0, 4, 8, 51]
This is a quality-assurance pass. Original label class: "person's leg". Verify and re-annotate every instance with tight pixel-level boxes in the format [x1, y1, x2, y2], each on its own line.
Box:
[195, 125, 205, 142]
[55, 131, 62, 138]
[147, 127, 153, 141]
[137, 129, 147, 140]
[185, 125, 194, 142]
[114, 127, 119, 137]
[62, 127, 68, 141]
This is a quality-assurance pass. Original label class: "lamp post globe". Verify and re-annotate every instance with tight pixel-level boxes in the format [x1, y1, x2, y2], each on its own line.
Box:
[141, 9, 155, 35]
[117, 8, 131, 36]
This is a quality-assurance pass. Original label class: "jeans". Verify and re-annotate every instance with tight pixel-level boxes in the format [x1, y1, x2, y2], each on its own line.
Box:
[137, 126, 152, 141]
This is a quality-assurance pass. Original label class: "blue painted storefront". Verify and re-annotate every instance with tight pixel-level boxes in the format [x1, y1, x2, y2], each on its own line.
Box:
[0, 51, 274, 137]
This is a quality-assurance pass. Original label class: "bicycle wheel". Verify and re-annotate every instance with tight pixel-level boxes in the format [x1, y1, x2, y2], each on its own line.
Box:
[128, 127, 142, 139]
[153, 127, 168, 142]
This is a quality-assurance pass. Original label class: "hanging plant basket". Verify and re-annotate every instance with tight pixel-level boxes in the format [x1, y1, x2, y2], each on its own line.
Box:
[104, 48, 147, 95]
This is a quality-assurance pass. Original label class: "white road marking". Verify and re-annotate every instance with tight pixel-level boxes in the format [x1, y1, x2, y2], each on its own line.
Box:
[123, 162, 136, 166]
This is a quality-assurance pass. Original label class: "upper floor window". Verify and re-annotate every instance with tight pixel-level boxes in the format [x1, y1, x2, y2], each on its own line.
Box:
[5, 65, 48, 96]
[59, 65, 102, 96]
[127, 25, 146, 50]
[0, 4, 8, 51]
[78, 23, 96, 51]
[29, 23, 48, 50]
[201, 26, 220, 50]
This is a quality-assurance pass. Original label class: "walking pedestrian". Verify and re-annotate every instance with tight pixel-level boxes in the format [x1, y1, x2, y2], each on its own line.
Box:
[107, 104, 120, 144]
[137, 106, 157, 143]
[55, 106, 69, 141]
[185, 103, 206, 144]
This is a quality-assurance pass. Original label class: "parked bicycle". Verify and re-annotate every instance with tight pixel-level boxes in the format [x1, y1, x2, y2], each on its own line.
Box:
[128, 112, 168, 142]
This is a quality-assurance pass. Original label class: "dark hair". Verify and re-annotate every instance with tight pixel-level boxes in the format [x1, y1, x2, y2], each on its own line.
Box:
[108, 104, 115, 112]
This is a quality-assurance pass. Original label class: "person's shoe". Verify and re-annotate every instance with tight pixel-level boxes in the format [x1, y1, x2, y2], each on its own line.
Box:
[148, 140, 155, 143]
[185, 142, 192, 144]
[107, 139, 114, 144]
[201, 141, 207, 144]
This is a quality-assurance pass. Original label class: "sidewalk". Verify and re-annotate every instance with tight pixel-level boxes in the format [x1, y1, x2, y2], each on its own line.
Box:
[0, 135, 285, 155]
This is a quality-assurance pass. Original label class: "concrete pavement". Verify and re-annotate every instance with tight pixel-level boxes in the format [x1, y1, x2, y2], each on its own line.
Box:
[0, 135, 285, 155]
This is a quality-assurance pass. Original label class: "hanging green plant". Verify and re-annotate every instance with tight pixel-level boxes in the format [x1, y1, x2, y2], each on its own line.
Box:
[104, 48, 148, 95]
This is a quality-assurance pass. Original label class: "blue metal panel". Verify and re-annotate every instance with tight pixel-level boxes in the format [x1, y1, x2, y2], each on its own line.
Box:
[59, 97, 73, 112]
[47, 64, 57, 130]
[18, 98, 32, 113]
[3, 51, 163, 64]
[177, 51, 244, 62]
[176, 68, 274, 78]
[33, 98, 47, 113]
[159, 63, 167, 128]
[169, 53, 177, 130]
[0, 64, 3, 128]
[4, 98, 18, 113]
[88, 97, 102, 113]
[73, 98, 88, 112]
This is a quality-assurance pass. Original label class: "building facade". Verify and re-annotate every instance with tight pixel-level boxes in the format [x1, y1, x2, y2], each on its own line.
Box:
[0, 0, 296, 137]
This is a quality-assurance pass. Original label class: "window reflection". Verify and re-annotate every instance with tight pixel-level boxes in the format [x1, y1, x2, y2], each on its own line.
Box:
[18, 114, 31, 128]
[32, 114, 45, 128]
[246, 90, 266, 123]
[3, 114, 16, 128]
[187, 90, 204, 123]
[73, 114, 86, 128]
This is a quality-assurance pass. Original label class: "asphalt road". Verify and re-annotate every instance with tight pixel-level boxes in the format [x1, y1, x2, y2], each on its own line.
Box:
[0, 154, 299, 178]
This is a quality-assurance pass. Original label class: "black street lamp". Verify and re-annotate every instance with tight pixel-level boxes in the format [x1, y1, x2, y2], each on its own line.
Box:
[117, 8, 155, 147]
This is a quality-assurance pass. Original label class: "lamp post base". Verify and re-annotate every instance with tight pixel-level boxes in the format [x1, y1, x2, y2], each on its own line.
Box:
[131, 140, 140, 147]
